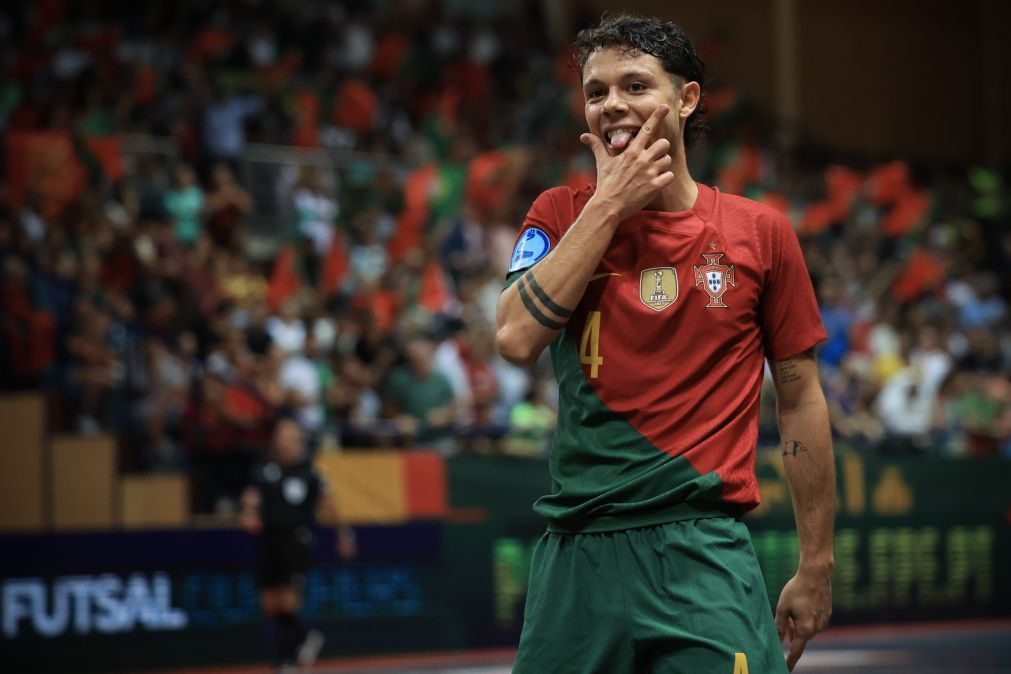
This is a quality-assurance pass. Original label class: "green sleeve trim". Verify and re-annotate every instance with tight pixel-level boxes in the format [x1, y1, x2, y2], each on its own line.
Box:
[502, 269, 525, 291]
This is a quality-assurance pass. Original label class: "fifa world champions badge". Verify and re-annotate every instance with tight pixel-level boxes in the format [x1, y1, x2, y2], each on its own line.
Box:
[638, 267, 678, 312]
[694, 253, 735, 308]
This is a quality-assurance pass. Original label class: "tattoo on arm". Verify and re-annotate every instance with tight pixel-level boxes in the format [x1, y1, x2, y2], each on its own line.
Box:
[783, 440, 808, 458]
[775, 349, 814, 384]
[776, 360, 801, 384]
[525, 272, 573, 318]
[517, 276, 565, 330]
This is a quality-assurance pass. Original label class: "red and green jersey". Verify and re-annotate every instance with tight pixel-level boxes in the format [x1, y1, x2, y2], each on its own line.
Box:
[505, 183, 826, 533]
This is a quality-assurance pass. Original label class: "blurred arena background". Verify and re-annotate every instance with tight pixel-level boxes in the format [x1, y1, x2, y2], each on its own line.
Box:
[1, 0, 1010, 672]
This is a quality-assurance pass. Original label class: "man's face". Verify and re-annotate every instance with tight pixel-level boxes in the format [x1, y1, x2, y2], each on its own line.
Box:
[273, 420, 304, 465]
[405, 338, 435, 377]
[582, 47, 685, 155]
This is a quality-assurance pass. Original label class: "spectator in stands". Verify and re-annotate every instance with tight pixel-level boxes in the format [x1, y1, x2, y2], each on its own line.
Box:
[143, 332, 198, 469]
[202, 85, 263, 165]
[432, 322, 475, 430]
[293, 166, 338, 256]
[876, 357, 945, 454]
[955, 372, 1009, 457]
[824, 359, 886, 450]
[218, 252, 268, 314]
[328, 352, 386, 448]
[186, 356, 272, 515]
[909, 327, 953, 397]
[348, 306, 398, 389]
[303, 290, 339, 356]
[1, 255, 55, 390]
[267, 297, 307, 355]
[959, 273, 1006, 329]
[383, 333, 457, 454]
[460, 322, 504, 447]
[817, 275, 854, 371]
[164, 164, 205, 248]
[17, 191, 47, 244]
[204, 163, 252, 250]
[348, 208, 389, 290]
[278, 333, 331, 453]
[65, 297, 121, 434]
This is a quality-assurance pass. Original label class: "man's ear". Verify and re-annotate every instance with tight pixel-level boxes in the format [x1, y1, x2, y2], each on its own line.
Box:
[679, 80, 701, 121]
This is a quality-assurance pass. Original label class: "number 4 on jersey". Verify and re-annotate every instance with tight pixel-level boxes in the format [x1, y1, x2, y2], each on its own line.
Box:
[579, 311, 603, 378]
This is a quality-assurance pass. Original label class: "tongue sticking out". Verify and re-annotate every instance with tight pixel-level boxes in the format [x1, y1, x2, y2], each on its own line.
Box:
[609, 129, 633, 151]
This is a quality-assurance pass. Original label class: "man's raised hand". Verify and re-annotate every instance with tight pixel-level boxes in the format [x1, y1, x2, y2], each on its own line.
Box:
[580, 104, 674, 221]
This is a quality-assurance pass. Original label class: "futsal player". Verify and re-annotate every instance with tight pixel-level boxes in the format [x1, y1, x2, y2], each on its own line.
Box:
[240, 417, 357, 672]
[496, 14, 835, 673]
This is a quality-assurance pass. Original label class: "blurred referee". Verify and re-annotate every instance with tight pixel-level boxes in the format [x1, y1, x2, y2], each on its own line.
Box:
[240, 417, 357, 672]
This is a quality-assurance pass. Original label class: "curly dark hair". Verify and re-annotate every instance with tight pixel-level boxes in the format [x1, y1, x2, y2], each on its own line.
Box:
[573, 14, 707, 147]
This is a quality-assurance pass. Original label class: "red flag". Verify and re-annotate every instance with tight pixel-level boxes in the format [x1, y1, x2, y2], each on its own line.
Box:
[419, 259, 454, 314]
[388, 164, 437, 264]
[824, 165, 863, 220]
[867, 160, 910, 206]
[321, 238, 349, 298]
[332, 80, 379, 133]
[892, 249, 945, 302]
[6, 132, 121, 218]
[882, 189, 931, 238]
[292, 89, 320, 148]
[266, 245, 300, 311]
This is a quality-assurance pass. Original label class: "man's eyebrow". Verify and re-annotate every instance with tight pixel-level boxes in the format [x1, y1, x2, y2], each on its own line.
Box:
[618, 70, 655, 81]
[582, 71, 656, 88]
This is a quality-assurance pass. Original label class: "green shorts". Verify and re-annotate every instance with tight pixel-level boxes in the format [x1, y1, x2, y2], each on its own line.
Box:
[513, 517, 787, 674]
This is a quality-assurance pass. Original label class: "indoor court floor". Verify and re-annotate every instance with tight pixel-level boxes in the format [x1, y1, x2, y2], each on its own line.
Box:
[154, 619, 1011, 674]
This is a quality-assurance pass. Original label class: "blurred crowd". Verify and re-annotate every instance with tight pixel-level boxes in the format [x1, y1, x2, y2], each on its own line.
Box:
[761, 160, 1011, 459]
[0, 1, 1009, 513]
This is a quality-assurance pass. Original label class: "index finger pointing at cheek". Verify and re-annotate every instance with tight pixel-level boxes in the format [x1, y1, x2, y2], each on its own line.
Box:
[634, 104, 670, 148]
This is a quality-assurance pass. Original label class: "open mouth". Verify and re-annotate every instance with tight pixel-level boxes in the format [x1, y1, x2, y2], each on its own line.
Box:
[606, 127, 640, 151]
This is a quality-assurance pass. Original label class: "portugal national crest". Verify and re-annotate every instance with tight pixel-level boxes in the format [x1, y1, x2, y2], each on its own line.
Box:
[694, 253, 735, 308]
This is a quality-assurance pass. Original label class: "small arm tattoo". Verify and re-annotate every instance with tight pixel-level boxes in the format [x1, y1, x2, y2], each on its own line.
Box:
[525, 272, 573, 318]
[517, 276, 565, 330]
[782, 440, 808, 457]
[775, 348, 814, 384]
[776, 360, 800, 384]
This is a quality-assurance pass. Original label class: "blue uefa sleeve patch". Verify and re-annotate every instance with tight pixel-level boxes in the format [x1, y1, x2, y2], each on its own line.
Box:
[508, 228, 551, 273]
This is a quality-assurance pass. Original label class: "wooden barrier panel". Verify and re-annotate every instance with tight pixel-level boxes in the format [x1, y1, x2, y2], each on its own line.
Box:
[403, 451, 448, 519]
[120, 474, 189, 528]
[315, 451, 406, 524]
[51, 435, 116, 530]
[0, 395, 45, 530]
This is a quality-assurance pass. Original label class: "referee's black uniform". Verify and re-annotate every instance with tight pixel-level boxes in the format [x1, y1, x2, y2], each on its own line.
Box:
[253, 458, 324, 589]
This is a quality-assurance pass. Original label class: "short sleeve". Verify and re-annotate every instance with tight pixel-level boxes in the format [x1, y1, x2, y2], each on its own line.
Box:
[249, 462, 268, 489]
[503, 188, 566, 289]
[312, 469, 330, 503]
[760, 215, 827, 361]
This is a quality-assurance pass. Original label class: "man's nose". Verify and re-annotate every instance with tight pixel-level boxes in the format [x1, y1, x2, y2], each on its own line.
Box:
[602, 89, 628, 115]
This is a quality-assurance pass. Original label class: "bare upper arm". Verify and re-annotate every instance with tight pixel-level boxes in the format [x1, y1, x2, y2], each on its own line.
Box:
[771, 347, 822, 411]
